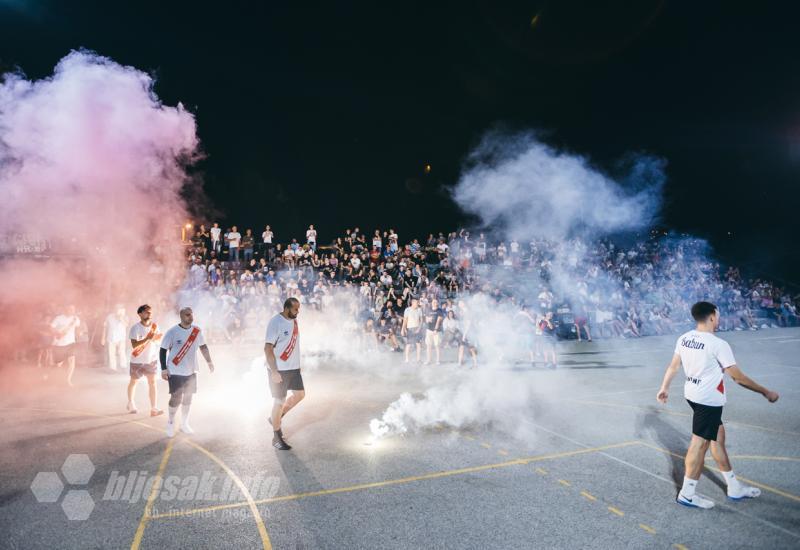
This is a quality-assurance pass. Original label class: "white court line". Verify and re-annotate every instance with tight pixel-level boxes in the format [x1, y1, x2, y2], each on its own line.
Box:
[518, 418, 800, 540]
[777, 339, 800, 343]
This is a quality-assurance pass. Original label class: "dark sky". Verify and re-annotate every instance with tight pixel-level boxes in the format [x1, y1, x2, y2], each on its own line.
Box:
[1, 1, 798, 285]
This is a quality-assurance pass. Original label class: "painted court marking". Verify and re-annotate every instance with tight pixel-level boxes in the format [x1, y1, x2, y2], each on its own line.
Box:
[0, 407, 271, 550]
[147, 441, 641, 520]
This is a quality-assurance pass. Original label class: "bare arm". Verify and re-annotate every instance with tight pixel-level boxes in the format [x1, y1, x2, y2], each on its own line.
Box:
[726, 365, 779, 402]
[264, 343, 281, 383]
[199, 344, 215, 373]
[656, 353, 682, 403]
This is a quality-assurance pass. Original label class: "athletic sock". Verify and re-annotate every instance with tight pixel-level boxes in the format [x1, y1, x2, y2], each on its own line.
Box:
[721, 470, 736, 484]
[181, 404, 191, 424]
[168, 406, 178, 423]
[722, 470, 742, 492]
[681, 476, 698, 498]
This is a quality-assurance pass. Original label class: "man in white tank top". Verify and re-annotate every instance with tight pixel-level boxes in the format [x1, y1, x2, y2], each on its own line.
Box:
[656, 301, 779, 509]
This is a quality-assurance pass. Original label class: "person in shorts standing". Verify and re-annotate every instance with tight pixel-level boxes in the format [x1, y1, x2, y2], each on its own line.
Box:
[402, 298, 424, 364]
[127, 304, 163, 417]
[50, 305, 80, 386]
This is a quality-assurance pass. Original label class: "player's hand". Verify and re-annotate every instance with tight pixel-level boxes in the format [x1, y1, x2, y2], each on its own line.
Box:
[765, 390, 779, 403]
[208, 362, 215, 374]
[161, 370, 170, 381]
[656, 389, 669, 404]
[270, 370, 282, 384]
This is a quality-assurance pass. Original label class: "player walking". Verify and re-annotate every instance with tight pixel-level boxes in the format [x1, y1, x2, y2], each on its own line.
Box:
[160, 307, 215, 437]
[265, 297, 305, 451]
[656, 301, 779, 509]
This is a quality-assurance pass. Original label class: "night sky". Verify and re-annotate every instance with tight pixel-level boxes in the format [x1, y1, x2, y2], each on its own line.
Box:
[1, 1, 798, 285]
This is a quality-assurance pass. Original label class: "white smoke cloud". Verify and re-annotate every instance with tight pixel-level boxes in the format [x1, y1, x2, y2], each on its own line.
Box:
[453, 131, 665, 240]
[370, 132, 669, 439]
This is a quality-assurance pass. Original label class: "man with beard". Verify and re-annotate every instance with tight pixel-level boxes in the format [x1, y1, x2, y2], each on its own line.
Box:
[127, 304, 163, 416]
[160, 307, 215, 437]
[265, 297, 305, 451]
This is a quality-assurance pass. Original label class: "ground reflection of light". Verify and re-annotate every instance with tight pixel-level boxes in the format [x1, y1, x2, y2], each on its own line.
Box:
[207, 356, 269, 418]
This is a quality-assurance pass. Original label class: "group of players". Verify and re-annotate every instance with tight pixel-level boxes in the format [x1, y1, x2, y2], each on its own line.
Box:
[112, 299, 305, 451]
[51, 294, 783, 507]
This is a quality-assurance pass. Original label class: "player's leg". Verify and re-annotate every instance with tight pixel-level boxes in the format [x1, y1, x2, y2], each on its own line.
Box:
[434, 332, 441, 364]
[166, 385, 182, 437]
[711, 425, 760, 499]
[677, 434, 714, 508]
[179, 393, 194, 434]
[145, 371, 162, 416]
[126, 367, 139, 413]
[282, 390, 305, 418]
[65, 354, 75, 386]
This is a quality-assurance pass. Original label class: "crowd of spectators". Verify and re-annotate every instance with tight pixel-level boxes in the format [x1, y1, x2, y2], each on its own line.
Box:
[179, 224, 800, 361]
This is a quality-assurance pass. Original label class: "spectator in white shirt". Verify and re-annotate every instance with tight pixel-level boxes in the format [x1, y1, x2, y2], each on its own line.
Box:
[227, 225, 242, 262]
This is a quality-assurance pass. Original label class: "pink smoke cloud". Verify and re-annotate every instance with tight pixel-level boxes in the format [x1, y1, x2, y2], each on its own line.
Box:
[0, 50, 200, 356]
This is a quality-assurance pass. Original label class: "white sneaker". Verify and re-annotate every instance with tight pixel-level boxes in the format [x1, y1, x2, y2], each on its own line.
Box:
[165, 421, 175, 438]
[728, 484, 761, 500]
[180, 422, 194, 435]
[676, 492, 714, 509]
[126, 402, 138, 414]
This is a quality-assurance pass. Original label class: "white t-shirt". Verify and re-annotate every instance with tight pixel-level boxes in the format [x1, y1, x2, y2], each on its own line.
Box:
[227, 232, 241, 248]
[104, 314, 128, 343]
[210, 227, 221, 243]
[403, 307, 423, 330]
[129, 322, 160, 364]
[675, 330, 736, 407]
[51, 315, 80, 346]
[265, 314, 300, 371]
[306, 229, 317, 243]
[161, 324, 207, 376]
[262, 230, 273, 244]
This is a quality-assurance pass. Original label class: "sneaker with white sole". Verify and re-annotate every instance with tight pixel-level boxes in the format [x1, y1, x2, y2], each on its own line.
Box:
[126, 402, 138, 414]
[728, 484, 761, 500]
[180, 422, 194, 435]
[676, 492, 714, 509]
[165, 421, 175, 438]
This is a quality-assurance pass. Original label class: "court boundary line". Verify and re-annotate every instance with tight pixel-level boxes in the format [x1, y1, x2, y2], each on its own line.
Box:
[131, 438, 174, 550]
[0, 407, 271, 550]
[146, 441, 640, 520]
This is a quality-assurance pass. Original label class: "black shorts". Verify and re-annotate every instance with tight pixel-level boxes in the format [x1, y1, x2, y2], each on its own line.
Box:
[52, 344, 75, 364]
[168, 373, 198, 396]
[687, 399, 723, 441]
[269, 369, 304, 400]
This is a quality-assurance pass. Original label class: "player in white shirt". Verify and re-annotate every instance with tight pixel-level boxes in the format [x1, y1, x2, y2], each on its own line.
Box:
[227, 225, 242, 262]
[264, 297, 305, 450]
[402, 298, 424, 364]
[160, 307, 215, 437]
[657, 301, 779, 509]
[102, 304, 128, 372]
[50, 305, 80, 386]
[126, 304, 164, 417]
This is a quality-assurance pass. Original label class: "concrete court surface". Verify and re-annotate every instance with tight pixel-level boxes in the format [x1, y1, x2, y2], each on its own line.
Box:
[0, 328, 798, 549]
